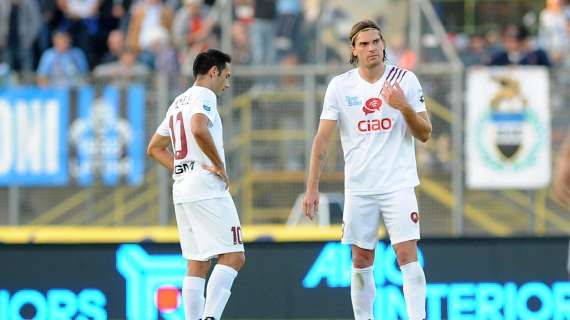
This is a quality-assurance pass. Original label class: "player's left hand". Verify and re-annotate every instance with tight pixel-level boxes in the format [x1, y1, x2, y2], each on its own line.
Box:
[381, 82, 412, 112]
[202, 164, 229, 190]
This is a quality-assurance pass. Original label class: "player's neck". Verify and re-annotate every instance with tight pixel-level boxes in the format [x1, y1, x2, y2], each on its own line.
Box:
[194, 79, 215, 93]
[357, 63, 386, 84]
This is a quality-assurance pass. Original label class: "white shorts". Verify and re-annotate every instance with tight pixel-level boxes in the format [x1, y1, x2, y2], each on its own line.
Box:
[174, 195, 245, 261]
[342, 187, 420, 249]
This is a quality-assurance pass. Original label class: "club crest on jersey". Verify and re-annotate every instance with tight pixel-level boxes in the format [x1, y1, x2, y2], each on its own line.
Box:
[411, 212, 419, 223]
[363, 98, 382, 115]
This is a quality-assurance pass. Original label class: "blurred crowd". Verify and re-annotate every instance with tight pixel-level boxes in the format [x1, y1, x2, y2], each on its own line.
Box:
[0, 0, 319, 86]
[0, 0, 570, 87]
[453, 0, 570, 68]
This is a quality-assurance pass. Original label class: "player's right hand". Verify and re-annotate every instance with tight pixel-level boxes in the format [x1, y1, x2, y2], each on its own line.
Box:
[202, 164, 229, 190]
[303, 190, 319, 221]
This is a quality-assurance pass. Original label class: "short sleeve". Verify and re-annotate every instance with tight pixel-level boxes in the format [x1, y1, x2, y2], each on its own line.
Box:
[156, 115, 170, 137]
[405, 72, 427, 113]
[189, 90, 217, 124]
[320, 78, 340, 120]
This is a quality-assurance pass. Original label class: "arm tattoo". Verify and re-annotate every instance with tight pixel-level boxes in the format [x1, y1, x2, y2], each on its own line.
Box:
[318, 151, 328, 172]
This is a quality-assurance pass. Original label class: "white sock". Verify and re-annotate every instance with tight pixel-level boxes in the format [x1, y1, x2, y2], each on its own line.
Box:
[351, 266, 375, 320]
[400, 261, 427, 320]
[182, 276, 205, 320]
[203, 264, 238, 319]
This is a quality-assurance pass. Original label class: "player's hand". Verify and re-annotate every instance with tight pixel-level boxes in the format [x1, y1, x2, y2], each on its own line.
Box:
[202, 164, 229, 190]
[381, 82, 411, 112]
[303, 189, 319, 221]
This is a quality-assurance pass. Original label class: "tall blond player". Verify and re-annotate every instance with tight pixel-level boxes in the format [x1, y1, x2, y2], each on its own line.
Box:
[304, 20, 432, 320]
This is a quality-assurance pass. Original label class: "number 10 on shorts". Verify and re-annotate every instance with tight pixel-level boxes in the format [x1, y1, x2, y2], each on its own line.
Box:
[231, 226, 243, 245]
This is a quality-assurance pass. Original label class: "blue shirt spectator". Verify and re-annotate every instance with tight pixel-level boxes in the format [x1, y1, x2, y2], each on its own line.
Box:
[37, 31, 89, 86]
[489, 25, 552, 67]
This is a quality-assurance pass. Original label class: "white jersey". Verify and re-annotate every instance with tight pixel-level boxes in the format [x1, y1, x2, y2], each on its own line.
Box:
[157, 85, 229, 203]
[320, 66, 427, 195]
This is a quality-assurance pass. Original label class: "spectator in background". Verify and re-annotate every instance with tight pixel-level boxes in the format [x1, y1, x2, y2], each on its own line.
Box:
[99, 0, 134, 33]
[172, 0, 217, 74]
[56, 0, 101, 67]
[250, 0, 276, 66]
[147, 26, 179, 96]
[37, 0, 61, 53]
[147, 26, 177, 75]
[231, 20, 251, 65]
[101, 29, 125, 64]
[126, 0, 173, 68]
[275, 0, 303, 62]
[36, 30, 88, 86]
[0, 0, 42, 72]
[490, 24, 552, 67]
[563, 17, 570, 67]
[485, 29, 505, 58]
[539, 0, 567, 65]
[0, 62, 12, 86]
[460, 33, 491, 67]
[386, 33, 417, 70]
[93, 48, 149, 82]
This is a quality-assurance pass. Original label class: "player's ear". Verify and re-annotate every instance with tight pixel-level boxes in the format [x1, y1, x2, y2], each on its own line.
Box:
[209, 66, 218, 78]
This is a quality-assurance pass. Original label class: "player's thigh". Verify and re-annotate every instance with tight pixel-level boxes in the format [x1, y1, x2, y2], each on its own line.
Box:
[379, 187, 421, 245]
[174, 203, 200, 260]
[187, 196, 244, 251]
[342, 194, 382, 250]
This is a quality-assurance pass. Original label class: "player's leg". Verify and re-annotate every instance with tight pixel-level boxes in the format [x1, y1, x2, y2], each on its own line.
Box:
[393, 240, 426, 320]
[343, 195, 382, 320]
[380, 188, 426, 320]
[351, 245, 376, 320]
[175, 203, 210, 320]
[186, 195, 245, 320]
[202, 252, 245, 319]
[184, 260, 211, 320]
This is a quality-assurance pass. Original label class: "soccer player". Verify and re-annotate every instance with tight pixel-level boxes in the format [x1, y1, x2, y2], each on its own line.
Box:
[303, 20, 432, 320]
[147, 49, 245, 320]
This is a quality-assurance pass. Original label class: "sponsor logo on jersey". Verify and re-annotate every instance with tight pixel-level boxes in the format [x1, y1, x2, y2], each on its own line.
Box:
[362, 98, 382, 115]
[174, 161, 195, 174]
[203, 105, 211, 112]
[358, 98, 393, 133]
[345, 96, 363, 106]
[357, 118, 393, 133]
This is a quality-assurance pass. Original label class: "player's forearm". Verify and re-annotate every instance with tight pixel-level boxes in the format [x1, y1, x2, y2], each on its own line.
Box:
[193, 131, 225, 169]
[401, 107, 432, 142]
[149, 148, 174, 172]
[306, 136, 329, 191]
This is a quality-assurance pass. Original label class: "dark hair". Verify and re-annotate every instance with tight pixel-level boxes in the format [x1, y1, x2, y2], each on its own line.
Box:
[192, 49, 232, 78]
[349, 19, 386, 66]
[503, 24, 529, 42]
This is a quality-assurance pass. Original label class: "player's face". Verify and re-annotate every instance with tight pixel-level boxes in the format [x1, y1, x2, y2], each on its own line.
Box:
[214, 63, 231, 95]
[352, 30, 384, 68]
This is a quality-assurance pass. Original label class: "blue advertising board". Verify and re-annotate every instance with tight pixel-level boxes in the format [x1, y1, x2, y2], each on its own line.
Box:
[0, 88, 69, 185]
[0, 85, 145, 186]
[0, 238, 568, 319]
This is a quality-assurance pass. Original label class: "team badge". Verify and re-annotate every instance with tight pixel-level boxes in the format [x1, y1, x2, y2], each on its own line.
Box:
[410, 212, 419, 223]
